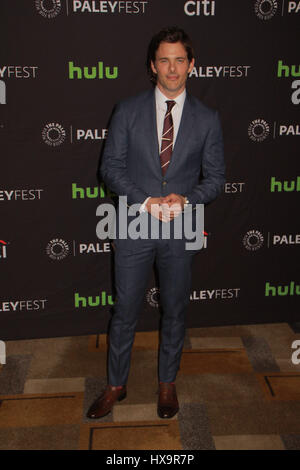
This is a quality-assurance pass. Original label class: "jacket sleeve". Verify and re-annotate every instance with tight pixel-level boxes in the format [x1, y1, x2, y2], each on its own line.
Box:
[100, 102, 149, 207]
[185, 110, 225, 206]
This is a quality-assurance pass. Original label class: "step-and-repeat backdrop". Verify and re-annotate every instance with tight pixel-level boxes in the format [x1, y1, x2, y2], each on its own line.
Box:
[0, 0, 299, 340]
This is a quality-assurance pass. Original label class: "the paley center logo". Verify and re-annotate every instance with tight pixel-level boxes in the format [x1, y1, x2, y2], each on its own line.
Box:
[243, 230, 264, 251]
[248, 119, 270, 142]
[35, 0, 62, 18]
[42, 123, 66, 146]
[254, 0, 278, 20]
[46, 239, 70, 260]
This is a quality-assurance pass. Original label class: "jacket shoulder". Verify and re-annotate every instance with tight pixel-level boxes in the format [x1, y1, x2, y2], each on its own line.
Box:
[116, 90, 153, 111]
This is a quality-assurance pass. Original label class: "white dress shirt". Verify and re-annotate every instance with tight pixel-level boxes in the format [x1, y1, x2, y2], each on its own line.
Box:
[140, 87, 186, 212]
[155, 86, 186, 151]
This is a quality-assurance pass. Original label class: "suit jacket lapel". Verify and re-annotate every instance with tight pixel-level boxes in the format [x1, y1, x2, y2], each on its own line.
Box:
[142, 90, 162, 175]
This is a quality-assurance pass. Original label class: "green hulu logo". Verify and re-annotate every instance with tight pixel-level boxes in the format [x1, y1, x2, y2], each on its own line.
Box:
[270, 176, 300, 192]
[72, 183, 114, 199]
[277, 60, 300, 78]
[68, 61, 118, 79]
[265, 281, 300, 297]
[74, 292, 114, 308]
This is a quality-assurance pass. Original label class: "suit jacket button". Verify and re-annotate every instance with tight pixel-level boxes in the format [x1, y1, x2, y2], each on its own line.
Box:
[162, 181, 167, 185]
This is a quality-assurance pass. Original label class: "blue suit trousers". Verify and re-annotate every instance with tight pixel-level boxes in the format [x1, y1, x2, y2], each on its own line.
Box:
[108, 238, 194, 385]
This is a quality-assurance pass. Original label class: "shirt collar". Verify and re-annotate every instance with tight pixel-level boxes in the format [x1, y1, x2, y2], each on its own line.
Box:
[155, 86, 186, 110]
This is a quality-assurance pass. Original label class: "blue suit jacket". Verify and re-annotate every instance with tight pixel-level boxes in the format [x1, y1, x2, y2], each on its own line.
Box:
[100, 89, 225, 251]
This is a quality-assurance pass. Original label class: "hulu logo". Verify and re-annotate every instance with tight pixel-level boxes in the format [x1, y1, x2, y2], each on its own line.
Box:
[265, 281, 300, 297]
[270, 176, 300, 192]
[68, 61, 118, 79]
[74, 291, 114, 308]
[277, 60, 300, 78]
[72, 183, 114, 199]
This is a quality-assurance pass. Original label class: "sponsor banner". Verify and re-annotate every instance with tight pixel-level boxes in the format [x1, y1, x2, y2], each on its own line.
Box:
[265, 281, 300, 297]
[146, 286, 240, 306]
[71, 0, 149, 14]
[34, 0, 149, 17]
[184, 0, 216, 16]
[190, 64, 251, 78]
[248, 119, 300, 140]
[254, 0, 300, 19]
[0, 65, 38, 79]
[74, 291, 114, 307]
[0, 299, 47, 312]
[68, 61, 118, 80]
[243, 231, 300, 250]
[46, 239, 111, 260]
[0, 64, 39, 104]
[0, 189, 44, 201]
[42, 123, 107, 146]
[270, 176, 300, 192]
[72, 183, 114, 199]
[190, 288, 240, 301]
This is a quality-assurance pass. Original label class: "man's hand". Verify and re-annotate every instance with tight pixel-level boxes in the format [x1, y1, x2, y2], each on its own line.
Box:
[161, 193, 185, 221]
[145, 197, 168, 222]
[145, 194, 186, 222]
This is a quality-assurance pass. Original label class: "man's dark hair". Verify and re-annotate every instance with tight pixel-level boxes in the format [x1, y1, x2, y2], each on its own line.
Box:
[146, 26, 194, 83]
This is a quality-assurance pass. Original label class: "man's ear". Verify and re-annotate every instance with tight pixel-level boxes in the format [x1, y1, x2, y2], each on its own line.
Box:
[150, 61, 157, 75]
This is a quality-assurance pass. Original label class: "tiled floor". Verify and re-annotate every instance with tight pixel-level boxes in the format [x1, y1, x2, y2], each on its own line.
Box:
[0, 322, 300, 450]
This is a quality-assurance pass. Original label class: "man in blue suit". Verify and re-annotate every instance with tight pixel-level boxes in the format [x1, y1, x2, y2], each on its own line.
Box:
[87, 27, 225, 419]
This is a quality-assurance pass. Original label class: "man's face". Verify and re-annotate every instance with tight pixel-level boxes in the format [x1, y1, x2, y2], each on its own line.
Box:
[151, 41, 195, 98]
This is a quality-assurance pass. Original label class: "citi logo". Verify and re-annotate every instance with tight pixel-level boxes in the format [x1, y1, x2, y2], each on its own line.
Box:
[74, 291, 114, 308]
[270, 176, 300, 192]
[0, 240, 8, 259]
[68, 61, 118, 79]
[265, 281, 300, 297]
[184, 1, 216, 16]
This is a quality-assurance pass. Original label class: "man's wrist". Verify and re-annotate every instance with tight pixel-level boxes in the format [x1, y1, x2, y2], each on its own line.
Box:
[183, 196, 189, 207]
[139, 196, 151, 213]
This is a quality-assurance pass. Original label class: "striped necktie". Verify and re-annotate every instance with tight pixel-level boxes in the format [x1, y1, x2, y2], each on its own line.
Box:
[160, 100, 176, 175]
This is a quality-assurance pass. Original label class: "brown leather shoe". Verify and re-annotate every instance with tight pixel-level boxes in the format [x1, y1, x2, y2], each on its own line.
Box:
[157, 382, 179, 419]
[87, 385, 127, 419]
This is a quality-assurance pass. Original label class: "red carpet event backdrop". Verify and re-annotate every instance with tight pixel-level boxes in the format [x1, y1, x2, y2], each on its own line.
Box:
[0, 0, 299, 340]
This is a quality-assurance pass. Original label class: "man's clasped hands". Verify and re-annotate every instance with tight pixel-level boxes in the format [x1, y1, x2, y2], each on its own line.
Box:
[145, 193, 186, 223]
